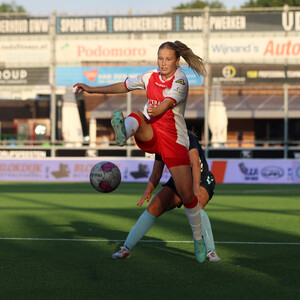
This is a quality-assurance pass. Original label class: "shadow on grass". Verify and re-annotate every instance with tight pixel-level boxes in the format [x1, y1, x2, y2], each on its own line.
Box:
[0, 183, 299, 299]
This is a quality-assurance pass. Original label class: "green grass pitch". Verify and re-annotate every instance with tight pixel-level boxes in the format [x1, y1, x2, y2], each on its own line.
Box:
[0, 182, 299, 299]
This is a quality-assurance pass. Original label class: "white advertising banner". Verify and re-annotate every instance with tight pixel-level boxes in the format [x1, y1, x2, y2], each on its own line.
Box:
[209, 36, 300, 64]
[293, 161, 300, 184]
[223, 160, 295, 184]
[56, 38, 203, 63]
[0, 40, 50, 63]
[0, 35, 299, 65]
[0, 158, 170, 183]
[0, 158, 299, 184]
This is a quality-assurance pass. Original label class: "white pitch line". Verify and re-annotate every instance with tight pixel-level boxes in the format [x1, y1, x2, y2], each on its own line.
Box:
[0, 237, 299, 245]
[241, 188, 300, 194]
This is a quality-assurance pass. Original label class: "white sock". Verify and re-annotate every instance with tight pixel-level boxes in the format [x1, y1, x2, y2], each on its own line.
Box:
[124, 116, 139, 139]
[184, 202, 202, 241]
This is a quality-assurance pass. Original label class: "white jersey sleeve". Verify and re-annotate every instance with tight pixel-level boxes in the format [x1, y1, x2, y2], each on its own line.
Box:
[165, 69, 189, 106]
[124, 69, 156, 91]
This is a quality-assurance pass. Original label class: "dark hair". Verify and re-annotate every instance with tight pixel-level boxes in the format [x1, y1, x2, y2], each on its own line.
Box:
[158, 40, 206, 76]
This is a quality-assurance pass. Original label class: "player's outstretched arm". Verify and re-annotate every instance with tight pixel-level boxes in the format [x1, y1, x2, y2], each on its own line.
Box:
[137, 159, 164, 207]
[73, 82, 128, 95]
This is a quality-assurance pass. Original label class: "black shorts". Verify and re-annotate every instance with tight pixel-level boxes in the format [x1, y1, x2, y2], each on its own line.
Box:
[162, 171, 215, 208]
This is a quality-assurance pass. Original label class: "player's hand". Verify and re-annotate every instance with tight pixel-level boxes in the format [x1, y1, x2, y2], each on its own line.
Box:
[137, 192, 151, 207]
[73, 83, 90, 94]
[193, 185, 203, 208]
[147, 104, 156, 118]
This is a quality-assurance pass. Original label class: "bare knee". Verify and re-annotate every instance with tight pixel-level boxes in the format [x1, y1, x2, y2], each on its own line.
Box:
[147, 206, 163, 217]
[178, 189, 194, 203]
[131, 110, 144, 119]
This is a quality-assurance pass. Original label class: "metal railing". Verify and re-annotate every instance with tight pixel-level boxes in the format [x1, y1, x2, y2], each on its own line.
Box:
[0, 139, 299, 159]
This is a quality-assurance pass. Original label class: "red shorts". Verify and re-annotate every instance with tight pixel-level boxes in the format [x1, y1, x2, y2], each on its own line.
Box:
[135, 125, 190, 169]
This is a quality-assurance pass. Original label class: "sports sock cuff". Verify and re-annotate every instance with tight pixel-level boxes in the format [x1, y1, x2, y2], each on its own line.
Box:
[144, 209, 156, 220]
[182, 195, 198, 209]
[128, 112, 142, 126]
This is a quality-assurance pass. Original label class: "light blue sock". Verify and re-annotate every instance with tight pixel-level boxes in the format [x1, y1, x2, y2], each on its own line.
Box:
[200, 209, 216, 253]
[124, 210, 156, 250]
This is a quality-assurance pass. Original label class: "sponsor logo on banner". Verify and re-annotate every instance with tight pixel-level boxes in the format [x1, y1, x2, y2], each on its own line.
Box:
[130, 164, 150, 179]
[0, 162, 43, 179]
[0, 18, 49, 34]
[51, 163, 71, 179]
[293, 162, 300, 184]
[56, 66, 203, 86]
[0, 150, 46, 158]
[238, 162, 259, 181]
[287, 168, 294, 182]
[296, 166, 300, 179]
[210, 36, 300, 63]
[0, 68, 49, 85]
[0, 41, 50, 63]
[58, 17, 107, 33]
[83, 69, 98, 82]
[282, 11, 300, 31]
[261, 166, 284, 180]
[264, 40, 300, 57]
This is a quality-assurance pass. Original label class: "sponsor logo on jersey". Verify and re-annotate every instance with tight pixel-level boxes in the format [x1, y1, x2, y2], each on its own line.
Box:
[148, 99, 159, 106]
[155, 82, 168, 88]
[175, 79, 185, 85]
[176, 86, 185, 95]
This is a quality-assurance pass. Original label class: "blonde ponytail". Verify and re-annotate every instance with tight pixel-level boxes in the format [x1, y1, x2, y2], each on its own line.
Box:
[174, 40, 206, 76]
[158, 41, 206, 76]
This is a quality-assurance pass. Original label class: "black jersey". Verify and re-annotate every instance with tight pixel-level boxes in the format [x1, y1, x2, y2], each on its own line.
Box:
[188, 133, 209, 175]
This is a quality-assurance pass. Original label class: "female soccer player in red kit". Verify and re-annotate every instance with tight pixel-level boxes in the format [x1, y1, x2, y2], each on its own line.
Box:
[74, 41, 207, 263]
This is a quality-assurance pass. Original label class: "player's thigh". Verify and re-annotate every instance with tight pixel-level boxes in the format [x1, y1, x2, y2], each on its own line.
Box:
[132, 110, 154, 141]
[147, 187, 178, 217]
[169, 165, 194, 202]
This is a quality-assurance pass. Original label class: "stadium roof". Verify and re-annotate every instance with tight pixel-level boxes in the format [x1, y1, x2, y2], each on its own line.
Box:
[90, 92, 300, 119]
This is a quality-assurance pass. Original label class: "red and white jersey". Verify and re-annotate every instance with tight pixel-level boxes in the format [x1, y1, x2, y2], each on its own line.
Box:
[124, 68, 189, 149]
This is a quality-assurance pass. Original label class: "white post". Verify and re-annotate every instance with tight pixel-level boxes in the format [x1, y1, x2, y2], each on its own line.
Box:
[126, 92, 132, 157]
[89, 117, 97, 147]
[49, 11, 57, 157]
[203, 6, 210, 157]
[87, 117, 97, 157]
[283, 84, 289, 159]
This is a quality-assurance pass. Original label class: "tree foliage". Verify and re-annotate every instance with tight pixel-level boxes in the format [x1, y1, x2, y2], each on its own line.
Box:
[175, 0, 225, 9]
[241, 0, 300, 8]
[0, 1, 25, 13]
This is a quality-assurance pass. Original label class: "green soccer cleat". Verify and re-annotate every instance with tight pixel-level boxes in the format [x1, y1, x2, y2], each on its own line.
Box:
[194, 239, 206, 263]
[111, 109, 126, 147]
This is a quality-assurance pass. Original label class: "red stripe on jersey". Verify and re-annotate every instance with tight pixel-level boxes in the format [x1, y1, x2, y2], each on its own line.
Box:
[124, 78, 132, 91]
[146, 72, 174, 105]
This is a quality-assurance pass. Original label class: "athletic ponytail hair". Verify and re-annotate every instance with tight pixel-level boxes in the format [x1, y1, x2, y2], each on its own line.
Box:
[158, 40, 206, 76]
